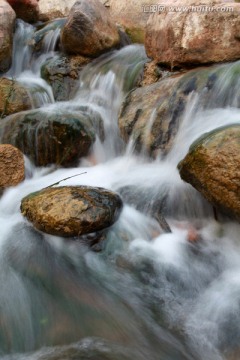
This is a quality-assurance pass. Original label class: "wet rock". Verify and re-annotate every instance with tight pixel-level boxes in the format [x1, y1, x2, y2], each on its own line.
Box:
[178, 125, 240, 221]
[119, 75, 184, 157]
[21, 186, 123, 237]
[0, 1, 16, 73]
[145, 0, 240, 68]
[33, 18, 66, 53]
[41, 54, 91, 101]
[0, 109, 98, 167]
[61, 0, 120, 57]
[7, 0, 39, 23]
[0, 78, 32, 117]
[0, 144, 25, 190]
[118, 64, 227, 157]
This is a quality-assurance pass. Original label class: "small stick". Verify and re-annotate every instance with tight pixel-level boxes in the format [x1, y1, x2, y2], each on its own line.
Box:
[45, 172, 87, 189]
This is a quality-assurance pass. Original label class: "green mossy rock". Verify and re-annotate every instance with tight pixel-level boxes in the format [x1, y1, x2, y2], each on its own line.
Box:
[178, 125, 240, 221]
[21, 186, 123, 237]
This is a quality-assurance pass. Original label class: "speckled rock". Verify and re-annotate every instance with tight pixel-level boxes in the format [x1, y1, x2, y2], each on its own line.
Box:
[0, 78, 32, 117]
[21, 186, 123, 237]
[178, 125, 240, 220]
[145, 0, 240, 68]
[0, 1, 16, 73]
[61, 0, 120, 57]
[0, 109, 97, 167]
[0, 144, 25, 189]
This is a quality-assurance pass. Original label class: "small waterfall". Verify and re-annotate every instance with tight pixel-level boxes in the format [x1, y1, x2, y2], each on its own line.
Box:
[72, 44, 147, 162]
[6, 20, 35, 77]
[42, 27, 61, 53]
[4, 19, 64, 107]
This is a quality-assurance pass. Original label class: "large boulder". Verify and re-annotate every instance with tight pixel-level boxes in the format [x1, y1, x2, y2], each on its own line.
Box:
[145, 0, 240, 68]
[7, 0, 39, 23]
[178, 125, 240, 221]
[21, 186, 123, 237]
[0, 144, 25, 189]
[0, 78, 32, 117]
[0, 1, 16, 73]
[41, 54, 91, 101]
[61, 0, 120, 57]
[0, 109, 98, 166]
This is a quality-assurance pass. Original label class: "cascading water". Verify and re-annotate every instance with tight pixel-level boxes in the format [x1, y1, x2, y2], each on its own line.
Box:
[0, 19, 240, 360]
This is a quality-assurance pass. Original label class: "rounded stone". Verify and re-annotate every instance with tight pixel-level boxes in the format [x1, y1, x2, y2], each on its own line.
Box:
[21, 186, 123, 237]
[0, 144, 25, 188]
[178, 125, 240, 221]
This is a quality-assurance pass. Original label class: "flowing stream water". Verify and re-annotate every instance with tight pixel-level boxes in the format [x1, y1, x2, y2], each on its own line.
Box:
[0, 20, 240, 360]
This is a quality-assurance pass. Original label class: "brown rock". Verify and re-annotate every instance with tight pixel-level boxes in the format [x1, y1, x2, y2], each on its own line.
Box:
[7, 0, 39, 23]
[61, 0, 120, 57]
[145, 0, 240, 68]
[0, 78, 32, 117]
[178, 125, 240, 221]
[0, 1, 16, 73]
[0, 144, 25, 189]
[21, 186, 123, 237]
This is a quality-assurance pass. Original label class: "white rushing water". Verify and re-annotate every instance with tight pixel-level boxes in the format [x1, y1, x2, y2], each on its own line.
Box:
[0, 20, 240, 360]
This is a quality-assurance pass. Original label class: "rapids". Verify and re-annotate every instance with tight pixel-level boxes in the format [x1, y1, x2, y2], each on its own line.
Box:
[0, 19, 240, 360]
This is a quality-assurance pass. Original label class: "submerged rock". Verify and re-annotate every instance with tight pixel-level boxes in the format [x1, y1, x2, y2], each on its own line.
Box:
[119, 75, 184, 156]
[7, 0, 39, 23]
[118, 63, 233, 157]
[41, 54, 91, 101]
[178, 125, 240, 221]
[0, 144, 25, 190]
[145, 0, 240, 68]
[61, 0, 120, 57]
[0, 109, 97, 167]
[0, 78, 32, 117]
[21, 186, 123, 237]
[0, 1, 16, 73]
